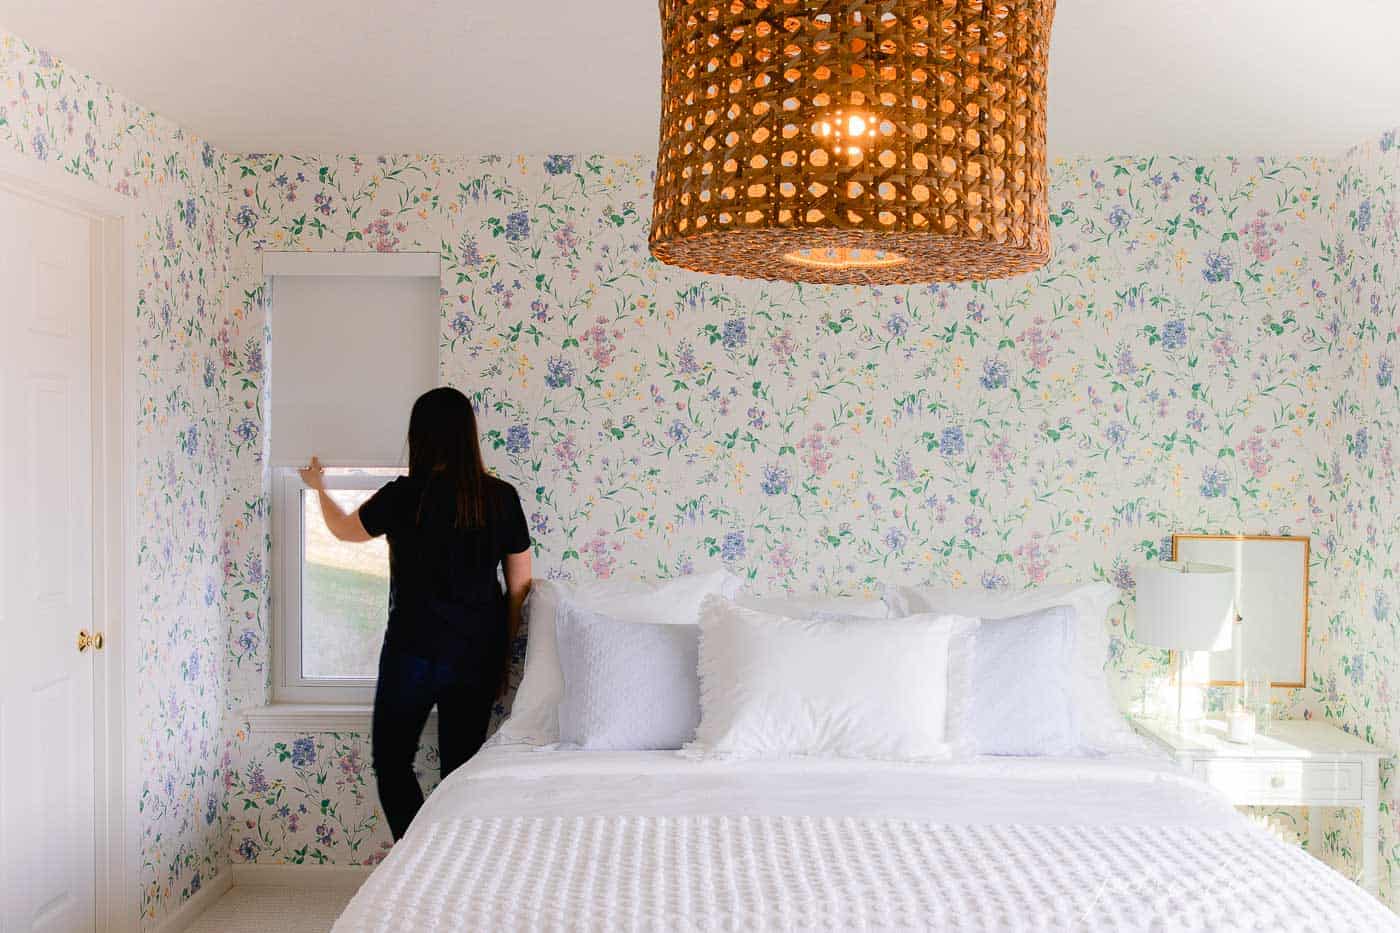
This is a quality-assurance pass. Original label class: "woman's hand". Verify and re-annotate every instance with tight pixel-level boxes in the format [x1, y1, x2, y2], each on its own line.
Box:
[299, 455, 327, 491]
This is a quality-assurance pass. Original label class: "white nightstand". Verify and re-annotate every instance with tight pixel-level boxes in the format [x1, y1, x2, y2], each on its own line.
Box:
[1133, 717, 1383, 895]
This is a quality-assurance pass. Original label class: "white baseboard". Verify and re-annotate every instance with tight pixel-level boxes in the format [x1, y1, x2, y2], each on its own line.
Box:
[149, 870, 234, 933]
[231, 862, 375, 890]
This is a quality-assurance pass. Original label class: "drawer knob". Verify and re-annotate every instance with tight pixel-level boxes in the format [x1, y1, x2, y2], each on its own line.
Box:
[1270, 775, 1285, 789]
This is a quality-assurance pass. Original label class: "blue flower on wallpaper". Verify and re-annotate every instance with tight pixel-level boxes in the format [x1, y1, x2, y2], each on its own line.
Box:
[505, 424, 531, 454]
[1380, 355, 1394, 388]
[1200, 464, 1229, 498]
[979, 358, 1010, 389]
[545, 355, 575, 389]
[666, 419, 691, 446]
[235, 205, 257, 231]
[1382, 129, 1397, 152]
[201, 141, 215, 168]
[720, 531, 745, 562]
[290, 737, 316, 768]
[504, 210, 530, 241]
[883, 527, 909, 552]
[1353, 427, 1370, 459]
[1107, 204, 1131, 230]
[981, 570, 1008, 590]
[1349, 654, 1367, 686]
[237, 629, 260, 654]
[451, 310, 472, 337]
[237, 838, 261, 862]
[1161, 318, 1187, 350]
[204, 796, 218, 826]
[543, 155, 574, 175]
[1357, 199, 1373, 232]
[760, 464, 791, 496]
[1374, 589, 1390, 623]
[721, 317, 748, 350]
[1201, 250, 1233, 283]
[234, 418, 258, 445]
[939, 427, 965, 457]
[884, 312, 910, 337]
[1104, 421, 1128, 448]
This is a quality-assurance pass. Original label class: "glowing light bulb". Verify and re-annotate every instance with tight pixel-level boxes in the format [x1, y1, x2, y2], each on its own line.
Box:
[847, 115, 866, 136]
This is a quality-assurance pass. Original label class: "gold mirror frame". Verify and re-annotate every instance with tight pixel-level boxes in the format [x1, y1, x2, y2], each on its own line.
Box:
[1171, 534, 1310, 689]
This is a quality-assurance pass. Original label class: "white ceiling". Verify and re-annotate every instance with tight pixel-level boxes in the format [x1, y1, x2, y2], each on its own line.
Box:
[3, 0, 1398, 156]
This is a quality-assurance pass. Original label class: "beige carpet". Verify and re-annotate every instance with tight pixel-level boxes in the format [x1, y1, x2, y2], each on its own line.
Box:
[185, 885, 357, 933]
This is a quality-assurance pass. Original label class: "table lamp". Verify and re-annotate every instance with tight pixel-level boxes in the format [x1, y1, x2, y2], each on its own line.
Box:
[1134, 561, 1236, 730]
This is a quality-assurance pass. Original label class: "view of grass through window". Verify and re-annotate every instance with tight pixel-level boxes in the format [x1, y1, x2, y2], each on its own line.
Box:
[302, 488, 389, 678]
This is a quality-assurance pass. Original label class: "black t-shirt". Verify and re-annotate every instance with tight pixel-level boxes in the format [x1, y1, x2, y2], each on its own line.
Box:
[358, 473, 530, 658]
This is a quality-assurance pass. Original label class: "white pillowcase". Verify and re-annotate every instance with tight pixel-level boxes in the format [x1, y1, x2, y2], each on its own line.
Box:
[883, 582, 1142, 755]
[555, 605, 700, 750]
[734, 592, 890, 620]
[496, 571, 739, 745]
[686, 596, 979, 761]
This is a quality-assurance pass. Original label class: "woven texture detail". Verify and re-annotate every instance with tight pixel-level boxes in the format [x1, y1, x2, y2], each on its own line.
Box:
[650, 0, 1057, 284]
[333, 815, 1396, 931]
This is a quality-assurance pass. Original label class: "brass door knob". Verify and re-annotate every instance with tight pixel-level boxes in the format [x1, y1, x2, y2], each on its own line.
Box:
[77, 629, 104, 652]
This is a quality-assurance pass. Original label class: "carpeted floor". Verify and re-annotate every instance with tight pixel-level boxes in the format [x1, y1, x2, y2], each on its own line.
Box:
[185, 885, 357, 933]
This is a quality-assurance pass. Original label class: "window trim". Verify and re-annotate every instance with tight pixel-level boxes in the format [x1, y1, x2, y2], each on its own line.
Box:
[272, 467, 398, 704]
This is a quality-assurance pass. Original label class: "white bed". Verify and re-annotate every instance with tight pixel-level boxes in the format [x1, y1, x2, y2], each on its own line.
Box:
[332, 744, 1396, 931]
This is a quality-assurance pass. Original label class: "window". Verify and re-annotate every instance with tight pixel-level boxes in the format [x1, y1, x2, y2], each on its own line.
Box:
[273, 468, 401, 703]
[265, 251, 439, 704]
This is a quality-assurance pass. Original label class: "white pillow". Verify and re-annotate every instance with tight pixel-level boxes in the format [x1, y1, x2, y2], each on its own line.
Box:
[496, 571, 739, 745]
[734, 592, 890, 619]
[555, 604, 700, 750]
[883, 582, 1142, 755]
[686, 596, 979, 761]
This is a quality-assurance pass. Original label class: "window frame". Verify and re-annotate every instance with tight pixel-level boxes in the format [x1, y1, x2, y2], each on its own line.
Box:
[272, 467, 399, 704]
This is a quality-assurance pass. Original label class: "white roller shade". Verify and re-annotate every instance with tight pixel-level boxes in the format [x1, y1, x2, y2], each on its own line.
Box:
[269, 270, 439, 466]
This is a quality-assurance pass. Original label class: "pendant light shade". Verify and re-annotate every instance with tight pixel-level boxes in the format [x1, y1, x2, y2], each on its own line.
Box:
[649, 0, 1057, 284]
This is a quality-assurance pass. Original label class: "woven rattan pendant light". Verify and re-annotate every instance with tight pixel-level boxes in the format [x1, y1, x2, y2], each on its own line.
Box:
[649, 0, 1056, 284]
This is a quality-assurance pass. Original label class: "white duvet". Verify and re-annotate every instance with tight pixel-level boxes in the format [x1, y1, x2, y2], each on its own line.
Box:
[333, 745, 1396, 931]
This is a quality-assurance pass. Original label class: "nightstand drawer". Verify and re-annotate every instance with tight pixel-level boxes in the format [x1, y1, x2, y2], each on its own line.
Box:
[1191, 759, 1364, 805]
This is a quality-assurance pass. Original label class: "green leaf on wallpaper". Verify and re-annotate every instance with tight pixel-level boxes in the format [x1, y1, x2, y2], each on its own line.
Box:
[608, 427, 624, 440]
[1269, 322, 1284, 335]
[1221, 230, 1238, 242]
[344, 230, 362, 242]
[1049, 213, 1063, 226]
[319, 166, 330, 182]
[1217, 447, 1235, 458]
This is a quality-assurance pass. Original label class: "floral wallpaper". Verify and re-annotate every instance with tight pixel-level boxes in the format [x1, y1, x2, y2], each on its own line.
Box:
[220, 146, 1400, 907]
[0, 31, 235, 927]
[5, 20, 1400, 922]
[1309, 129, 1400, 893]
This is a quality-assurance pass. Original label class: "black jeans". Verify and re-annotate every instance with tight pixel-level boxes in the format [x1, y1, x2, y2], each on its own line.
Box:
[371, 642, 500, 841]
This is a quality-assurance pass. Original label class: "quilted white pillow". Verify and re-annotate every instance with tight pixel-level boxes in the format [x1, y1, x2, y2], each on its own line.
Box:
[687, 596, 979, 761]
[496, 571, 739, 745]
[555, 604, 701, 750]
[883, 582, 1142, 755]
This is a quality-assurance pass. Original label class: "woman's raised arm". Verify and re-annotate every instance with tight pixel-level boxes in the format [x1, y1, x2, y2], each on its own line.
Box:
[299, 456, 373, 543]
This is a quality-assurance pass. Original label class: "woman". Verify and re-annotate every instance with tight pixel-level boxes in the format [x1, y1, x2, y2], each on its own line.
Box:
[299, 386, 532, 841]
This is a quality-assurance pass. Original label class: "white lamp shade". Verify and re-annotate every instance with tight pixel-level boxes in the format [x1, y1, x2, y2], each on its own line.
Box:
[1134, 561, 1236, 651]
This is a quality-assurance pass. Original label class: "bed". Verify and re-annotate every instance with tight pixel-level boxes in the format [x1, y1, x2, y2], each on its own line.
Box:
[332, 743, 1396, 932]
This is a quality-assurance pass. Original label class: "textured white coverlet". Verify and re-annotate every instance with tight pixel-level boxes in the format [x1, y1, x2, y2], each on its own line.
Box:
[334, 747, 1397, 932]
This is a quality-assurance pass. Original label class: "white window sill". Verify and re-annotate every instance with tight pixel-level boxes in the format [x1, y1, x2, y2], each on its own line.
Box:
[241, 703, 438, 735]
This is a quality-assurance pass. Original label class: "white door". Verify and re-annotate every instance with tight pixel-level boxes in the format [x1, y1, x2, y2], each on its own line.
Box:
[0, 187, 98, 932]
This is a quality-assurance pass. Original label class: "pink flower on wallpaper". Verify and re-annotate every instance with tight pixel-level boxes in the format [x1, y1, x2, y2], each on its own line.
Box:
[1014, 532, 1053, 585]
[581, 534, 619, 579]
[798, 425, 836, 477]
[1237, 426, 1277, 479]
[583, 316, 617, 368]
[1018, 316, 1058, 369]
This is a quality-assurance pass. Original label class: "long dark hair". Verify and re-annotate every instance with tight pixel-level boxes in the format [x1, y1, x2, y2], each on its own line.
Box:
[407, 386, 489, 527]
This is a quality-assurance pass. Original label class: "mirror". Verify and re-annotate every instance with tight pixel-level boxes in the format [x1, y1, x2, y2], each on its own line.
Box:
[1171, 534, 1309, 688]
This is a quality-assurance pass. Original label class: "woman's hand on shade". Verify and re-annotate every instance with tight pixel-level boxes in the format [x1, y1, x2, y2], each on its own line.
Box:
[299, 456, 327, 491]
